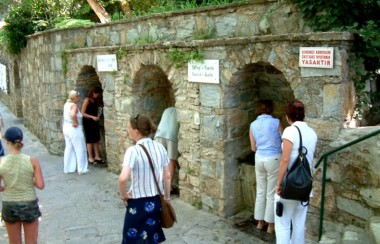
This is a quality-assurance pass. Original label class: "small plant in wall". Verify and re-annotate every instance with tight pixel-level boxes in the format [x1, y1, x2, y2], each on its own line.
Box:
[168, 48, 205, 68]
[192, 27, 216, 40]
[60, 51, 69, 76]
[116, 48, 128, 59]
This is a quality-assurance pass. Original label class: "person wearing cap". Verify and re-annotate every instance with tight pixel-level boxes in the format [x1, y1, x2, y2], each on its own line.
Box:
[0, 126, 45, 243]
[63, 90, 89, 174]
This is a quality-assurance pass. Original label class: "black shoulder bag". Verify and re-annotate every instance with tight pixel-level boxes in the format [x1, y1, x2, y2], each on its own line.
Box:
[280, 125, 313, 205]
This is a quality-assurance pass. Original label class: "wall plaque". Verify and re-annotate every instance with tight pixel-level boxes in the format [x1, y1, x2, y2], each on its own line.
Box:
[97, 54, 118, 72]
[188, 60, 219, 84]
[299, 47, 334, 68]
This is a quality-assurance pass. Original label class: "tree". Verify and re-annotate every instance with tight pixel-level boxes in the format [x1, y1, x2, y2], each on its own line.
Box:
[86, 0, 110, 23]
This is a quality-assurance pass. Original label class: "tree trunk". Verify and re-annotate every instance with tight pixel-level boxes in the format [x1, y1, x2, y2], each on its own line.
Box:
[119, 0, 132, 17]
[86, 0, 111, 23]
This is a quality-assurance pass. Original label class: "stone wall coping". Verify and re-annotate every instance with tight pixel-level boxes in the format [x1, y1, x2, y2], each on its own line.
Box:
[64, 31, 354, 54]
[26, 0, 277, 39]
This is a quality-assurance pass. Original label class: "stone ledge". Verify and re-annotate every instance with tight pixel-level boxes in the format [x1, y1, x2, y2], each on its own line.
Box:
[65, 32, 354, 54]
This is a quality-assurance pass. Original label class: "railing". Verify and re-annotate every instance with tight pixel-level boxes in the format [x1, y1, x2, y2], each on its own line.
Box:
[314, 128, 380, 241]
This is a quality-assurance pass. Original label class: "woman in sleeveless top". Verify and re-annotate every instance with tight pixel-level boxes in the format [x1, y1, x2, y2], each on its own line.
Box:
[0, 127, 45, 243]
[63, 90, 89, 174]
[81, 86, 105, 166]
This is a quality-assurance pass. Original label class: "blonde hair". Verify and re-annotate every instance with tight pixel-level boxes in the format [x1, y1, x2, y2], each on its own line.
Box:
[67, 90, 80, 102]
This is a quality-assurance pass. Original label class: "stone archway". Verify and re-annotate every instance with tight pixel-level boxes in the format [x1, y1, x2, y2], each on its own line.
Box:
[131, 64, 178, 188]
[132, 64, 175, 124]
[228, 61, 294, 213]
[76, 65, 107, 162]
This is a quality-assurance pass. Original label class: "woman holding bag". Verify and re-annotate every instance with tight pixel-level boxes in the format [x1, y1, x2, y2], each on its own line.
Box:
[118, 114, 171, 243]
[275, 100, 317, 244]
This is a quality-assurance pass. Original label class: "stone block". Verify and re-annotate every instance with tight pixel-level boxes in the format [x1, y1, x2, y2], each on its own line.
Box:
[360, 188, 380, 208]
[201, 115, 226, 140]
[336, 196, 373, 220]
[200, 84, 222, 108]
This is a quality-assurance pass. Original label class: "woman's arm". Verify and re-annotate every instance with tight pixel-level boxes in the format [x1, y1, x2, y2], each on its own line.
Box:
[163, 166, 171, 201]
[31, 156, 45, 190]
[118, 166, 132, 204]
[249, 130, 257, 152]
[81, 98, 98, 121]
[70, 104, 79, 127]
[276, 139, 293, 195]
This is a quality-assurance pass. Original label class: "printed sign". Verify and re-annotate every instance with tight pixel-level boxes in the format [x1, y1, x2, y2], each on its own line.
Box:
[299, 47, 334, 68]
[188, 60, 219, 84]
[97, 54, 118, 72]
[0, 64, 7, 93]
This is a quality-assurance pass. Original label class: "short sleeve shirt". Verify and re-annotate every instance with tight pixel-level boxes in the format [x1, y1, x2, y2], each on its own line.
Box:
[122, 138, 170, 199]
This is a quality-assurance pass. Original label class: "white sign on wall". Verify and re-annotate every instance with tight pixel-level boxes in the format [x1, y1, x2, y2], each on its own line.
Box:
[299, 47, 334, 68]
[0, 64, 7, 93]
[97, 54, 118, 72]
[188, 60, 219, 84]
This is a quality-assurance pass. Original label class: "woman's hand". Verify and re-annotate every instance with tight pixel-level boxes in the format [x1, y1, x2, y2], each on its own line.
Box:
[120, 192, 132, 205]
[276, 185, 282, 195]
[72, 123, 78, 128]
[92, 116, 99, 121]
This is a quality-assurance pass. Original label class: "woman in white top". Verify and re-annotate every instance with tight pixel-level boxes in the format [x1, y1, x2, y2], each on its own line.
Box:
[275, 100, 317, 244]
[118, 114, 171, 243]
[62, 90, 88, 174]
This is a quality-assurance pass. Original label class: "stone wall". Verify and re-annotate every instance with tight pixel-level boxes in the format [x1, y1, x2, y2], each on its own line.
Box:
[1, 0, 375, 235]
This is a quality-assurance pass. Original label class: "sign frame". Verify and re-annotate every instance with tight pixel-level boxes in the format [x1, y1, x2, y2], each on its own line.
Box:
[299, 47, 334, 69]
[97, 54, 118, 72]
[188, 59, 220, 84]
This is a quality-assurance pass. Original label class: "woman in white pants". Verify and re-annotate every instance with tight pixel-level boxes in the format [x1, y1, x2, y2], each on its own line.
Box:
[275, 100, 317, 244]
[249, 100, 283, 234]
[63, 90, 89, 174]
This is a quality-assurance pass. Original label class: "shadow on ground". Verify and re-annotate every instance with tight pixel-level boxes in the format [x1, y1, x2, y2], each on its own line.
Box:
[232, 214, 276, 244]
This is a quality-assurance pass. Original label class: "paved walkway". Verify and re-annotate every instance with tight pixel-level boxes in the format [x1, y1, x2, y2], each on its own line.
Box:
[0, 102, 269, 244]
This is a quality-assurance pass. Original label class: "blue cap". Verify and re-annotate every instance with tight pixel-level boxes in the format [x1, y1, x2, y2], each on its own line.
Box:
[4, 127, 23, 143]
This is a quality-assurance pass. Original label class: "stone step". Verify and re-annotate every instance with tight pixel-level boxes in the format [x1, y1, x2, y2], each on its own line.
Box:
[319, 224, 374, 244]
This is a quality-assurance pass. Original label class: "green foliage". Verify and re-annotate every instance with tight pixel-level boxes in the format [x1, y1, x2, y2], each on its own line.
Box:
[2, 7, 46, 54]
[192, 27, 216, 40]
[191, 197, 202, 209]
[54, 18, 94, 29]
[291, 0, 380, 118]
[60, 51, 68, 76]
[136, 35, 158, 45]
[132, 0, 245, 17]
[168, 48, 205, 68]
[116, 48, 128, 59]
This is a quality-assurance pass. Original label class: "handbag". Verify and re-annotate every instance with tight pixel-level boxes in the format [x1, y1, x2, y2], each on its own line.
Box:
[280, 125, 313, 205]
[139, 144, 177, 228]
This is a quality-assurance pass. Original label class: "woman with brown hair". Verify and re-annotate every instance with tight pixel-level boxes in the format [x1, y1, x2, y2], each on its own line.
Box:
[118, 114, 171, 243]
[81, 86, 105, 166]
[275, 100, 317, 244]
[249, 99, 283, 233]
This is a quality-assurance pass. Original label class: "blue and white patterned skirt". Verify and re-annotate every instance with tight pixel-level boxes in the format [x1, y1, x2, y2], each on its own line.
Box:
[122, 195, 165, 244]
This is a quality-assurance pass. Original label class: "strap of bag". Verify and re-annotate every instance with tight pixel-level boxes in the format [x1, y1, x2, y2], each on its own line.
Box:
[293, 125, 303, 155]
[139, 144, 163, 196]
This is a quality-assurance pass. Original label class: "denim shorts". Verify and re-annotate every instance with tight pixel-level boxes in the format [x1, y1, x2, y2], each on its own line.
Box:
[1, 199, 41, 223]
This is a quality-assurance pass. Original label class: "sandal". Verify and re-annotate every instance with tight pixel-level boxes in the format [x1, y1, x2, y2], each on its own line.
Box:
[94, 159, 107, 167]
[88, 160, 96, 165]
[95, 159, 105, 164]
